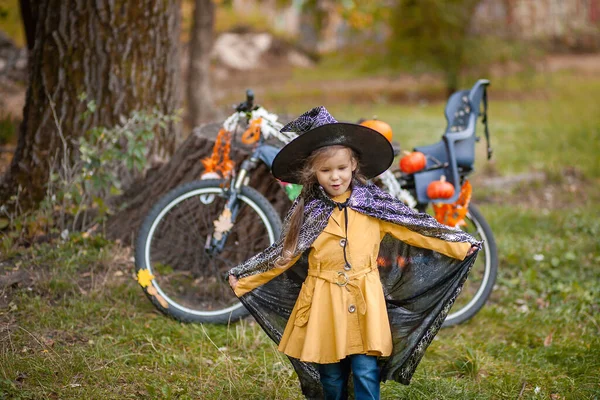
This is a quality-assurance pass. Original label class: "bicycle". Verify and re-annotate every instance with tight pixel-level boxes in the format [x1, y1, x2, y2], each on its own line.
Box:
[135, 90, 296, 323]
[135, 82, 497, 327]
[372, 79, 497, 326]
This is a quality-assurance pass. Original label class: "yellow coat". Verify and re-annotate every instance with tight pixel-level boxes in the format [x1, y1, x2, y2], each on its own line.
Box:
[235, 191, 470, 364]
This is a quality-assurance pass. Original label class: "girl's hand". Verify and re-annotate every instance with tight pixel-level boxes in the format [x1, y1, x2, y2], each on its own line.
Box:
[228, 274, 238, 289]
[467, 244, 479, 256]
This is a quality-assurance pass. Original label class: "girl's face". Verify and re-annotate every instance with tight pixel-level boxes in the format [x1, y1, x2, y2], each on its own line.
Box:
[314, 147, 357, 197]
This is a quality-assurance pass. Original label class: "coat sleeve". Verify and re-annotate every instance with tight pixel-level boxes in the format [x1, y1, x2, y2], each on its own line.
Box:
[227, 196, 301, 281]
[366, 182, 481, 247]
[380, 220, 471, 260]
[233, 253, 302, 297]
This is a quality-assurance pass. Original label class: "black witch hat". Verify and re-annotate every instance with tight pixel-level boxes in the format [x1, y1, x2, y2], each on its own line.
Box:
[271, 106, 394, 183]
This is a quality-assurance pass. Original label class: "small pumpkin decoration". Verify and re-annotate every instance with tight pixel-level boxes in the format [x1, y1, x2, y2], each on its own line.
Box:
[360, 119, 393, 142]
[427, 175, 455, 199]
[399, 151, 426, 174]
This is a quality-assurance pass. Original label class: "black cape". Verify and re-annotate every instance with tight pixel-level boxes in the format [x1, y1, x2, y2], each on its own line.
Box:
[228, 180, 480, 399]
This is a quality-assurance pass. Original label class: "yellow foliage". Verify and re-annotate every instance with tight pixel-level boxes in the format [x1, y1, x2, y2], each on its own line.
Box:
[137, 269, 155, 288]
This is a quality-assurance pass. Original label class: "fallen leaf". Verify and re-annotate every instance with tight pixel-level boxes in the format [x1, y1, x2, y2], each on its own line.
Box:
[137, 269, 154, 288]
[544, 331, 553, 347]
[536, 298, 549, 309]
[517, 304, 529, 314]
[154, 293, 169, 309]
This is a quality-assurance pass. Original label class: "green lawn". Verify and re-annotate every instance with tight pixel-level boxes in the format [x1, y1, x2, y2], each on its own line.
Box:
[1, 70, 599, 399]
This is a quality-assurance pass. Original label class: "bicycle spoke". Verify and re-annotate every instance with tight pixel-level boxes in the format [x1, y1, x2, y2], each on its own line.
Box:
[146, 187, 276, 314]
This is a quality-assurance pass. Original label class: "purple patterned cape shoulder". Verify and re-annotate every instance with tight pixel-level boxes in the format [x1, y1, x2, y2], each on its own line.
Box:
[228, 180, 480, 399]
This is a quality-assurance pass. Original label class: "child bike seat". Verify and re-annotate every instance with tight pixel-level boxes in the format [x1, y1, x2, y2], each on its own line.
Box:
[412, 79, 491, 204]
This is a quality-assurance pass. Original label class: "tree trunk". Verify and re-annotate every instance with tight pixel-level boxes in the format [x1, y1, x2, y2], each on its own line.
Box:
[105, 125, 291, 244]
[0, 0, 181, 208]
[187, 0, 217, 128]
[18, 0, 37, 52]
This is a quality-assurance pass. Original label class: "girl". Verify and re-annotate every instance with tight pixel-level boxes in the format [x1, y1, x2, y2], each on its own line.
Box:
[228, 106, 480, 400]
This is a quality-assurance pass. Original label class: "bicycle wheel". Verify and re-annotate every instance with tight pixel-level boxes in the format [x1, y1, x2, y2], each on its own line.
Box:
[135, 179, 282, 324]
[442, 203, 498, 327]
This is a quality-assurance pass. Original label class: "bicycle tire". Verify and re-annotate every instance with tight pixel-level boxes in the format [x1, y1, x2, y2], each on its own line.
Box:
[442, 203, 498, 327]
[134, 179, 282, 324]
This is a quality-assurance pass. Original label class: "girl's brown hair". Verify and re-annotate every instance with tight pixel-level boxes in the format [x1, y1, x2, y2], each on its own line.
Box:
[275, 145, 365, 268]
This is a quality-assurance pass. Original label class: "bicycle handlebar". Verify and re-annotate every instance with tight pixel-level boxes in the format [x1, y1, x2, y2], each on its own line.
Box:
[235, 89, 255, 112]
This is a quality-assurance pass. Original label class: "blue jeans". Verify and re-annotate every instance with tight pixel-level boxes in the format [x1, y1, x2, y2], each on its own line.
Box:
[318, 355, 380, 400]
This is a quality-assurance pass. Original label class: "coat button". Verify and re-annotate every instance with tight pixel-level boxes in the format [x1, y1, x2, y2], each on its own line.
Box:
[340, 239, 346, 247]
[348, 305, 356, 313]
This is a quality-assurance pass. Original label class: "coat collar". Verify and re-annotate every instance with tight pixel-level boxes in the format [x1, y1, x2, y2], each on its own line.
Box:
[313, 182, 360, 238]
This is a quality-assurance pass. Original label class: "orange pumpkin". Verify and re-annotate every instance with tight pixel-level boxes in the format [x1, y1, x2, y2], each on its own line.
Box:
[360, 119, 393, 142]
[427, 175, 455, 199]
[399, 151, 426, 174]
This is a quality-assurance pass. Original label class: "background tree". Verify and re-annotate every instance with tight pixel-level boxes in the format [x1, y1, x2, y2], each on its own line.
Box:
[187, 0, 217, 127]
[388, 0, 481, 95]
[18, 0, 36, 51]
[0, 0, 182, 207]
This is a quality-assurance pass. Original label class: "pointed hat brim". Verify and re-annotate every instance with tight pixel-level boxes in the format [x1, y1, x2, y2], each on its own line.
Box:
[271, 122, 394, 184]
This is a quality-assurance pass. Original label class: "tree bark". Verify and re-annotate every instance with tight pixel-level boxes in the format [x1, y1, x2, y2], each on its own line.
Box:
[1, 0, 182, 207]
[18, 0, 37, 52]
[187, 0, 217, 128]
[105, 125, 291, 244]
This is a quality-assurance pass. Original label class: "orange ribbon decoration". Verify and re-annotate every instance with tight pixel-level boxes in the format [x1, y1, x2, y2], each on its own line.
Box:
[241, 118, 262, 145]
[201, 128, 235, 178]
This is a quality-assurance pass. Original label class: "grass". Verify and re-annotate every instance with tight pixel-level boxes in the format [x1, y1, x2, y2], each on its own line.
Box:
[1, 70, 600, 398]
[1, 205, 598, 399]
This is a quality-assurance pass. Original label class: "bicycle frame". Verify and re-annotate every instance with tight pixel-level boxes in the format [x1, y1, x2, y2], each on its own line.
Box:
[203, 90, 294, 254]
[206, 144, 281, 254]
